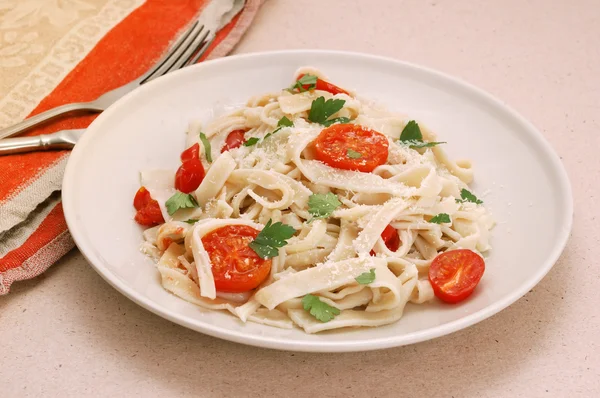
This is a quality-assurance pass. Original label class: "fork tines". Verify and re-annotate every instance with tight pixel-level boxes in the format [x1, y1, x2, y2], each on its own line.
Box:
[141, 22, 212, 84]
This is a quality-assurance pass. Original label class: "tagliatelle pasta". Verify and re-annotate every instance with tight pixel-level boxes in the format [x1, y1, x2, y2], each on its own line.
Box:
[133, 67, 495, 333]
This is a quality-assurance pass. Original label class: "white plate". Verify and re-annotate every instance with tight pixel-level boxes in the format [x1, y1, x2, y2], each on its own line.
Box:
[62, 50, 572, 352]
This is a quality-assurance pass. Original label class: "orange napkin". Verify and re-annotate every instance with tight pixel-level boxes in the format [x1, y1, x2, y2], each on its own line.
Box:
[0, 0, 263, 294]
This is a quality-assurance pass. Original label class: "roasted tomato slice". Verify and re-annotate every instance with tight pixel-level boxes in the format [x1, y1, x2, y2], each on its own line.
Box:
[133, 187, 164, 226]
[202, 225, 271, 292]
[175, 158, 205, 193]
[296, 73, 349, 95]
[313, 124, 389, 172]
[221, 129, 247, 153]
[428, 249, 485, 304]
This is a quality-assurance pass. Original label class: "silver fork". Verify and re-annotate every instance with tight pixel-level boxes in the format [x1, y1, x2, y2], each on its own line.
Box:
[0, 21, 211, 140]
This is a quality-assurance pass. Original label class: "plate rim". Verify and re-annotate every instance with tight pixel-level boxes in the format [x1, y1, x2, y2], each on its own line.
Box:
[62, 49, 573, 352]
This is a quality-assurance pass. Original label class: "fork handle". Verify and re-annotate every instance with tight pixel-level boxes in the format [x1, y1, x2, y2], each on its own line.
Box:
[0, 130, 81, 156]
[0, 102, 101, 140]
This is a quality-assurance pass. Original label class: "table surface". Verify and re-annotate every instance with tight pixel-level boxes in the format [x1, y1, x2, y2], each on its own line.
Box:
[2, 0, 599, 396]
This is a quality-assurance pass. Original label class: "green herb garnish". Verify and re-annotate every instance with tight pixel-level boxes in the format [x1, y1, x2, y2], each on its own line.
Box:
[248, 219, 296, 259]
[456, 189, 483, 205]
[264, 116, 294, 140]
[400, 120, 423, 141]
[302, 294, 340, 322]
[404, 140, 446, 149]
[355, 269, 376, 285]
[307, 192, 342, 220]
[243, 137, 260, 147]
[199, 132, 212, 163]
[288, 74, 318, 92]
[429, 213, 451, 224]
[165, 192, 199, 216]
[278, 115, 293, 127]
[322, 117, 351, 127]
[308, 96, 346, 126]
[347, 149, 362, 159]
[399, 120, 445, 149]
[247, 117, 295, 145]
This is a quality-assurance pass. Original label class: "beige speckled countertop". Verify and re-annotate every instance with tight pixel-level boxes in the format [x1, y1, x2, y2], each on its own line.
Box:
[2, 0, 599, 396]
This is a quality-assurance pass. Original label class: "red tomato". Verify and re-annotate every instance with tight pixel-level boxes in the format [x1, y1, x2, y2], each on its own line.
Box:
[380, 224, 400, 252]
[133, 186, 151, 210]
[221, 129, 247, 153]
[175, 158, 205, 193]
[313, 124, 389, 172]
[296, 73, 349, 95]
[202, 225, 271, 292]
[135, 201, 164, 226]
[370, 224, 400, 255]
[428, 249, 485, 304]
[181, 143, 200, 163]
[133, 187, 165, 226]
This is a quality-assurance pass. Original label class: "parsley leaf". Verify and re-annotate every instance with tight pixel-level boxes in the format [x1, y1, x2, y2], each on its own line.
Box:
[298, 74, 317, 86]
[249, 117, 294, 144]
[456, 188, 483, 205]
[302, 294, 340, 322]
[307, 192, 341, 220]
[288, 74, 317, 92]
[264, 116, 294, 140]
[278, 115, 293, 127]
[429, 213, 451, 224]
[308, 96, 346, 126]
[165, 191, 198, 215]
[406, 140, 446, 149]
[355, 269, 376, 285]
[243, 137, 260, 147]
[347, 149, 362, 159]
[322, 116, 351, 127]
[249, 219, 296, 259]
[399, 120, 445, 149]
[183, 219, 199, 225]
[399, 120, 423, 141]
[199, 132, 212, 163]
[262, 132, 276, 141]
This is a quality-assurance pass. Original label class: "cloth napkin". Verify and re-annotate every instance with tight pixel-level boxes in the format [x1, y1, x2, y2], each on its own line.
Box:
[0, 0, 263, 294]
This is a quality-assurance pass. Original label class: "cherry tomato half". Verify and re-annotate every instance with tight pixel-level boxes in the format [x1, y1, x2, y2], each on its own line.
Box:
[175, 158, 205, 193]
[428, 249, 485, 304]
[133, 187, 165, 226]
[370, 224, 401, 255]
[202, 225, 271, 292]
[181, 143, 200, 163]
[313, 124, 389, 172]
[221, 129, 247, 153]
[296, 73, 349, 96]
